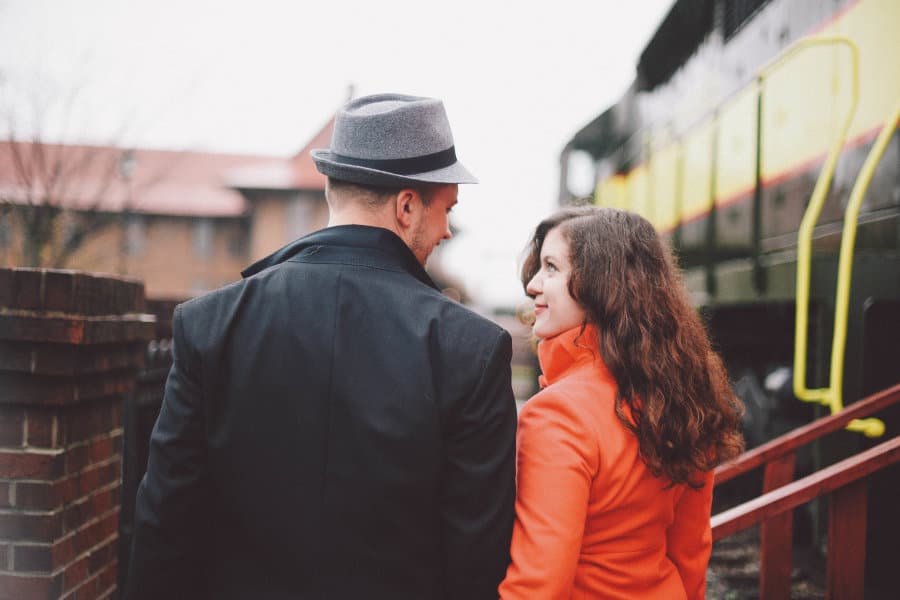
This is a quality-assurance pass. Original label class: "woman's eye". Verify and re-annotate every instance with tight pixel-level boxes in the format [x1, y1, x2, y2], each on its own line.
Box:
[546, 262, 557, 273]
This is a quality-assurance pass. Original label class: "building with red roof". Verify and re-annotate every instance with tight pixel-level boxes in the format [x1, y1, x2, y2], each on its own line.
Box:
[0, 116, 333, 298]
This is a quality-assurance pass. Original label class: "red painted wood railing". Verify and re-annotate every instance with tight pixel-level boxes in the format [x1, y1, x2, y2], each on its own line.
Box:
[711, 382, 900, 599]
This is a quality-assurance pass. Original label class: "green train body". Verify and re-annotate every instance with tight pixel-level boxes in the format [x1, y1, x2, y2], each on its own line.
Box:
[561, 0, 899, 595]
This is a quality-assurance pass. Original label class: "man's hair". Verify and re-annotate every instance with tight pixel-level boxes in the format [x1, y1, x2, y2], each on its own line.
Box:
[326, 177, 437, 210]
[521, 206, 745, 488]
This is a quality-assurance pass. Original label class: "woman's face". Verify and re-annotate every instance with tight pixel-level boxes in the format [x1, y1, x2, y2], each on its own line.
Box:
[526, 226, 586, 339]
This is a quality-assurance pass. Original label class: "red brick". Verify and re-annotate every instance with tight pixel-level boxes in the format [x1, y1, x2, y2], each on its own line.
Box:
[87, 536, 117, 575]
[71, 272, 107, 316]
[89, 486, 117, 518]
[16, 478, 80, 511]
[62, 552, 90, 594]
[97, 560, 117, 595]
[110, 402, 123, 429]
[12, 269, 42, 310]
[0, 406, 25, 446]
[51, 534, 76, 569]
[63, 483, 118, 535]
[0, 340, 31, 372]
[97, 508, 118, 540]
[0, 572, 62, 599]
[55, 476, 80, 506]
[71, 271, 146, 316]
[64, 499, 91, 537]
[61, 400, 120, 447]
[0, 312, 86, 345]
[23, 342, 143, 377]
[0, 481, 11, 509]
[77, 459, 118, 498]
[66, 443, 91, 474]
[0, 269, 13, 308]
[71, 510, 118, 555]
[15, 481, 55, 511]
[41, 270, 78, 313]
[0, 510, 62, 542]
[63, 573, 100, 599]
[13, 542, 53, 573]
[25, 408, 57, 448]
[0, 449, 64, 478]
[88, 436, 116, 465]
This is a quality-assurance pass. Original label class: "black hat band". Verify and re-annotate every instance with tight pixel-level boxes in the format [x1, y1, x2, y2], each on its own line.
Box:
[332, 146, 457, 175]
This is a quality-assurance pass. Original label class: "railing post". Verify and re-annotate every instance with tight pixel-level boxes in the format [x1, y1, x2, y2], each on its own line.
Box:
[826, 478, 868, 600]
[760, 452, 797, 600]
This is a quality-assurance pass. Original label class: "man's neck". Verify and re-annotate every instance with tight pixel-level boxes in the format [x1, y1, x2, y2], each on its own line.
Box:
[327, 210, 400, 236]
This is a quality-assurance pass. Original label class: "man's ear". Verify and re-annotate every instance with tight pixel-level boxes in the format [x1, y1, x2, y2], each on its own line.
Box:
[395, 189, 419, 228]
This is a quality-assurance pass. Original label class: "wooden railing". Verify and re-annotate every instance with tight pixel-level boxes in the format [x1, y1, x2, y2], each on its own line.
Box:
[712, 382, 900, 599]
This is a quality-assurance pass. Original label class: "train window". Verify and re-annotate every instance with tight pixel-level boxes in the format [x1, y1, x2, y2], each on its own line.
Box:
[566, 151, 597, 199]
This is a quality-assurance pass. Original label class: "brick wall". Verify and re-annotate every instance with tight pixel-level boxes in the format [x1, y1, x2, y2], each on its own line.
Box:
[0, 269, 155, 600]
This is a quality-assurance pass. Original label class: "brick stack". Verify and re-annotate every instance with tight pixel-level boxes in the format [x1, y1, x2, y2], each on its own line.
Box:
[0, 269, 155, 600]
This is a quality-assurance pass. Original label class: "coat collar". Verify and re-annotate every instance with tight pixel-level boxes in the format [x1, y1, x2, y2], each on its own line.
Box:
[240, 225, 438, 290]
[537, 324, 609, 388]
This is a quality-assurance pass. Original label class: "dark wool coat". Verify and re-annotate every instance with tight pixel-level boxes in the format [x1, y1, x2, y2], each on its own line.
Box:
[125, 225, 517, 600]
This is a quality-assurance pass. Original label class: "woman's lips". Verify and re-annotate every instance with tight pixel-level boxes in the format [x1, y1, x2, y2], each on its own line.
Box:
[534, 305, 547, 315]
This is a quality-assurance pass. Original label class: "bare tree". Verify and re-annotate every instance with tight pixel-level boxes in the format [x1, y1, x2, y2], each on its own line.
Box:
[0, 72, 188, 270]
[0, 145, 130, 268]
[0, 69, 141, 268]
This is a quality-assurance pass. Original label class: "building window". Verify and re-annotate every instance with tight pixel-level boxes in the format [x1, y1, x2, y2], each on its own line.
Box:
[125, 215, 146, 257]
[228, 220, 249, 258]
[0, 216, 12, 248]
[192, 218, 214, 260]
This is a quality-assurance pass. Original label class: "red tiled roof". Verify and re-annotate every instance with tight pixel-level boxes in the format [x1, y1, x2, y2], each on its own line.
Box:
[289, 116, 333, 189]
[0, 141, 279, 217]
[224, 116, 333, 192]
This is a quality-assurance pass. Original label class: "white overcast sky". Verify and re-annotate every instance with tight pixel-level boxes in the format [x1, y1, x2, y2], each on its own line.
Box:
[0, 0, 673, 309]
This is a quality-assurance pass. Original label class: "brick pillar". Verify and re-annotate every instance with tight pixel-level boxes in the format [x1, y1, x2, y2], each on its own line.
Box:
[0, 268, 155, 600]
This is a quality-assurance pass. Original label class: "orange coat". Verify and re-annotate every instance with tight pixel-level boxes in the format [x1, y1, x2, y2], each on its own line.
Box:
[499, 326, 712, 600]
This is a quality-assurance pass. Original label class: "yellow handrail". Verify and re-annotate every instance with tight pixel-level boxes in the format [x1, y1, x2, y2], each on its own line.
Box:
[784, 37, 859, 412]
[825, 99, 900, 437]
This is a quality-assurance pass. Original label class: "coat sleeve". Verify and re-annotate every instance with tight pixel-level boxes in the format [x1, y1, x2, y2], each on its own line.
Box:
[124, 304, 209, 600]
[499, 388, 599, 600]
[666, 470, 714, 600]
[441, 329, 517, 600]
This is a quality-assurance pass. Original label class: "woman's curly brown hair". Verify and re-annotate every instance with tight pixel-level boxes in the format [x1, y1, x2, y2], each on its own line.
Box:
[522, 207, 744, 487]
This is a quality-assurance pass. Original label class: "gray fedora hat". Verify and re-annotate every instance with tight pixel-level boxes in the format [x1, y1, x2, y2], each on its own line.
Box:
[311, 93, 478, 187]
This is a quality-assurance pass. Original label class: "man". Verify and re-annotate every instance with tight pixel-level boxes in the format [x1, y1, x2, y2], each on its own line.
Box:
[125, 94, 517, 599]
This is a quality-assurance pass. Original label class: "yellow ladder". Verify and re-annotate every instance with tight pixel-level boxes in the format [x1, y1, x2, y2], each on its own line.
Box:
[791, 38, 899, 436]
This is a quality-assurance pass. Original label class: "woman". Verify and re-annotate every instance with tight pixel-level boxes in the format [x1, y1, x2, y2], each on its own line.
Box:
[499, 207, 744, 600]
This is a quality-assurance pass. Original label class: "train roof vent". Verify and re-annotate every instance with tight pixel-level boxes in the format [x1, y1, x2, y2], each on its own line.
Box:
[637, 0, 715, 92]
[723, 0, 774, 41]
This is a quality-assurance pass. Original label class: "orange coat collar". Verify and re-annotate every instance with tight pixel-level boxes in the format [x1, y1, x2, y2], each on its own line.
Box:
[537, 325, 608, 388]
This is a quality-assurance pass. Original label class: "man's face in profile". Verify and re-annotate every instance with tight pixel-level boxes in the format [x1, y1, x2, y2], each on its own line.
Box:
[409, 184, 458, 266]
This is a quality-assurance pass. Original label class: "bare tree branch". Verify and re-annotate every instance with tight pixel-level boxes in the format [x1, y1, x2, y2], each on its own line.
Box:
[1, 77, 139, 267]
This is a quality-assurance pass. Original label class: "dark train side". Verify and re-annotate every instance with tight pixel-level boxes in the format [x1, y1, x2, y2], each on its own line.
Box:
[560, 0, 899, 596]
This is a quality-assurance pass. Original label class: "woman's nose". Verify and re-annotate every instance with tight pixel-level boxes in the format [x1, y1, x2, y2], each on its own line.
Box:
[526, 273, 541, 296]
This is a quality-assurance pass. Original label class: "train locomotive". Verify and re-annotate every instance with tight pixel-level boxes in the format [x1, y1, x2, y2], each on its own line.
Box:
[559, 0, 899, 595]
